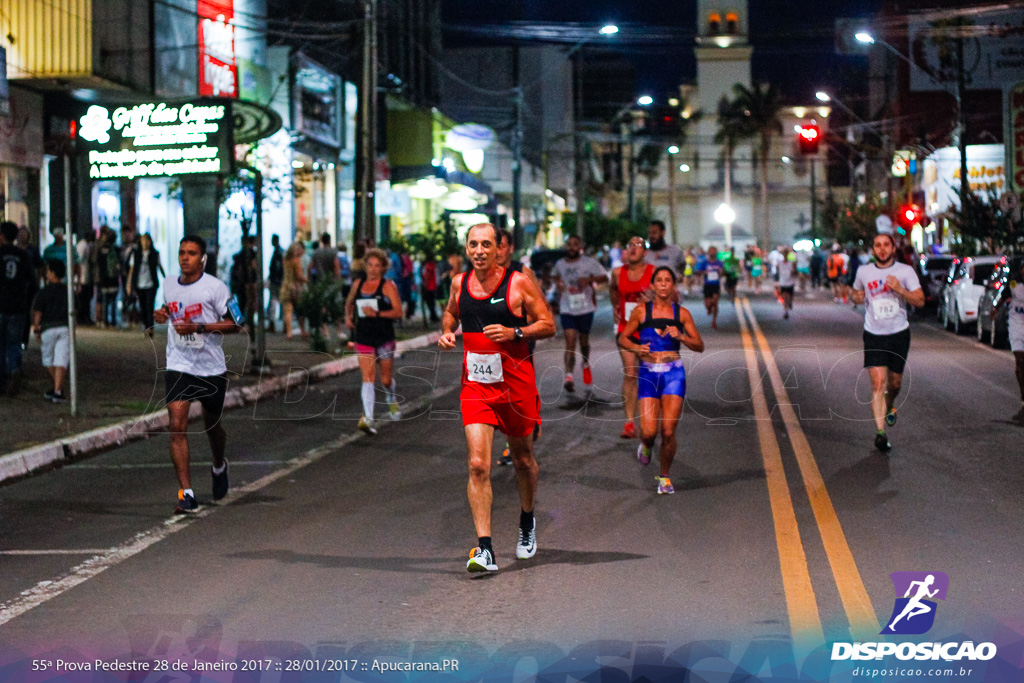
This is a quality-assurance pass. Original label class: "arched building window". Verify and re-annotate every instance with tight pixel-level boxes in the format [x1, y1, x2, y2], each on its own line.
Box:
[725, 12, 739, 35]
[708, 12, 721, 35]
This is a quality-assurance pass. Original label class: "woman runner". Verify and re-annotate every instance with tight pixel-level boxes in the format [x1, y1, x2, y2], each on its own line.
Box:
[618, 267, 705, 494]
[345, 248, 403, 435]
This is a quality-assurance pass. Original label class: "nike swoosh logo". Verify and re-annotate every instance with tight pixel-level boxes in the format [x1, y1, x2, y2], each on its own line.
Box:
[490, 297, 505, 304]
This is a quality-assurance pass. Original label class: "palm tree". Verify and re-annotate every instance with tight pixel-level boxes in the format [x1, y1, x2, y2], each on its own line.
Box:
[714, 95, 748, 240]
[730, 82, 784, 248]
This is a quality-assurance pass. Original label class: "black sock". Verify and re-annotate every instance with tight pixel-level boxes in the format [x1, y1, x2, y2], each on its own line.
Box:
[478, 536, 492, 554]
[520, 509, 534, 533]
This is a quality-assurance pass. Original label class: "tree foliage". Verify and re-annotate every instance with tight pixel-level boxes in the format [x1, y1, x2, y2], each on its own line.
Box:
[946, 188, 1024, 255]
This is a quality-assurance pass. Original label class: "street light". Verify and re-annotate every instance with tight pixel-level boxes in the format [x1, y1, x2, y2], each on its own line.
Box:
[571, 24, 622, 236]
[667, 145, 680, 154]
[637, 95, 654, 106]
[854, 28, 967, 201]
[714, 202, 736, 248]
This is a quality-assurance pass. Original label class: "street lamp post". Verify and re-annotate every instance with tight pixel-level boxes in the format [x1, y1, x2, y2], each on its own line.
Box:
[667, 145, 679, 244]
[855, 30, 967, 201]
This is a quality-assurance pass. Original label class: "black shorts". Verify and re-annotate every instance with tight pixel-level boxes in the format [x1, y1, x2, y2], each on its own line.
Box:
[165, 370, 228, 418]
[863, 328, 911, 374]
[725, 275, 739, 287]
[703, 282, 721, 299]
[780, 285, 795, 295]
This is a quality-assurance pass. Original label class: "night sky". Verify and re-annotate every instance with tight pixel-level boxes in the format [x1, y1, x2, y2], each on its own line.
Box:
[441, 0, 887, 104]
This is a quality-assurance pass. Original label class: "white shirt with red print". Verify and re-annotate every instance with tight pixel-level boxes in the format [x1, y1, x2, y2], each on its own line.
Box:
[853, 261, 921, 336]
[163, 273, 231, 376]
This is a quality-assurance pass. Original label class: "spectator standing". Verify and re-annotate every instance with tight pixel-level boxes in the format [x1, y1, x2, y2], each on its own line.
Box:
[120, 228, 141, 328]
[76, 231, 96, 325]
[420, 251, 439, 323]
[126, 233, 166, 336]
[400, 249, 415, 318]
[31, 260, 70, 402]
[810, 248, 825, 289]
[95, 230, 122, 327]
[1, 221, 35, 396]
[41, 227, 75, 272]
[309, 232, 341, 284]
[266, 234, 285, 332]
[280, 240, 309, 338]
[16, 226, 43, 348]
[350, 240, 367, 282]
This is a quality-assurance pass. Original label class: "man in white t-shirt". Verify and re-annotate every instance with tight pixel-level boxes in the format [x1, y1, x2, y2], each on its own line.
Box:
[643, 220, 685, 275]
[552, 235, 608, 395]
[851, 233, 925, 453]
[154, 236, 243, 513]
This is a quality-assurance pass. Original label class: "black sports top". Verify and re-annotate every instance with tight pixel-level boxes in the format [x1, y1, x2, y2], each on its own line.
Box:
[459, 267, 527, 333]
[353, 277, 396, 347]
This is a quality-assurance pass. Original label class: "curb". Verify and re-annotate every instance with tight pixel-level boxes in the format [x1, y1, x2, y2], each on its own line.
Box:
[0, 331, 442, 486]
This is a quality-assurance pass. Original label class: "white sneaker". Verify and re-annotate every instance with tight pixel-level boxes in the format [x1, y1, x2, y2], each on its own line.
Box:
[357, 416, 377, 435]
[516, 518, 537, 559]
[388, 402, 400, 420]
[467, 546, 498, 573]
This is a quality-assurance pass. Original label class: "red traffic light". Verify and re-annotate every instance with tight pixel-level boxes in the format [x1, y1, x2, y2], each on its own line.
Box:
[797, 125, 820, 154]
[898, 203, 923, 229]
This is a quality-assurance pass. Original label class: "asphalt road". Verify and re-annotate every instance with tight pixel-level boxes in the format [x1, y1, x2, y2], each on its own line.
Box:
[0, 291, 1021, 682]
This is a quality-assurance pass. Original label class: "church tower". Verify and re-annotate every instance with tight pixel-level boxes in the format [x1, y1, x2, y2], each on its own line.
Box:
[691, 0, 755, 245]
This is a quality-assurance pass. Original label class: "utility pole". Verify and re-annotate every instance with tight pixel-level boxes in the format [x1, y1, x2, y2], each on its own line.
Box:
[512, 82, 524, 247]
[63, 156, 78, 417]
[956, 34, 968, 201]
[667, 154, 678, 244]
[354, 0, 378, 244]
[810, 156, 817, 241]
[574, 54, 586, 238]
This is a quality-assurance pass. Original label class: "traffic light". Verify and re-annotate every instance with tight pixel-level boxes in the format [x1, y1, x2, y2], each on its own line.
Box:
[897, 203, 923, 233]
[796, 124, 820, 154]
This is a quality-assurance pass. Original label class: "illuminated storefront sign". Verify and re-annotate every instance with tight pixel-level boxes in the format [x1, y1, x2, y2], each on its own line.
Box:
[1012, 82, 1024, 192]
[79, 101, 233, 180]
[198, 0, 237, 97]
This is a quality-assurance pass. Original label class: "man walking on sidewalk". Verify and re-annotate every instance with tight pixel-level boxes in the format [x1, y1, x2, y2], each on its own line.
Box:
[154, 236, 243, 514]
[0, 221, 35, 397]
[31, 260, 71, 402]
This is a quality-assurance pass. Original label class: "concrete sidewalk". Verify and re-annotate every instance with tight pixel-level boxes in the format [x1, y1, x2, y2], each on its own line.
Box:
[0, 322, 440, 484]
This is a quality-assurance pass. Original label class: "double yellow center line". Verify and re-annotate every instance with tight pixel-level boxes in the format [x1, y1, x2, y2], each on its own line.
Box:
[735, 297, 879, 654]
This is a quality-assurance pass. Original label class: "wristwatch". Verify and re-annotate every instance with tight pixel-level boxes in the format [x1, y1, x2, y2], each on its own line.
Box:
[513, 327, 524, 341]
[197, 323, 207, 334]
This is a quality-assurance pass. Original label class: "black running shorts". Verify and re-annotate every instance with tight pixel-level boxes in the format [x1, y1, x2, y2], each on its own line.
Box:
[165, 370, 228, 418]
[863, 328, 911, 374]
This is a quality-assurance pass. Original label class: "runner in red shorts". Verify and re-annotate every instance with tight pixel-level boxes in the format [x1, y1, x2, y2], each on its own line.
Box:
[438, 223, 555, 573]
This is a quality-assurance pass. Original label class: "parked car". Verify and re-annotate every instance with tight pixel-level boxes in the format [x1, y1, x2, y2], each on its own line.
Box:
[941, 255, 1002, 334]
[977, 255, 1024, 347]
[917, 254, 956, 310]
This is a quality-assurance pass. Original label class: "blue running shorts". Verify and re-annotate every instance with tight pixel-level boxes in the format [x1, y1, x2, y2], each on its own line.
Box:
[637, 359, 686, 400]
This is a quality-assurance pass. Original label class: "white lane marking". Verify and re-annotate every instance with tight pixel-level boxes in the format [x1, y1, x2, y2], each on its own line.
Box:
[0, 382, 460, 628]
[0, 550, 114, 556]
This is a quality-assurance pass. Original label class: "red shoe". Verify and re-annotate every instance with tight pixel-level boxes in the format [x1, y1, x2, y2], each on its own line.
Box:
[620, 421, 637, 439]
[582, 364, 593, 386]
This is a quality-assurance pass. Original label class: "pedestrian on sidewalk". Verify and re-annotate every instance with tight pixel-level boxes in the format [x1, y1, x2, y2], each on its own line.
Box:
[280, 240, 309, 339]
[31, 260, 70, 402]
[126, 233, 166, 336]
[1, 221, 35, 396]
[76, 231, 96, 325]
[420, 250, 439, 323]
[153, 235, 243, 514]
[95, 229, 122, 328]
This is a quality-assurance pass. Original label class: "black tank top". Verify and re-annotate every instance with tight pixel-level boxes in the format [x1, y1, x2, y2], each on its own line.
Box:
[353, 277, 395, 347]
[459, 267, 527, 333]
